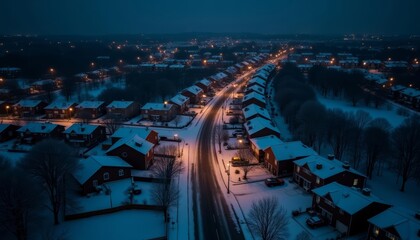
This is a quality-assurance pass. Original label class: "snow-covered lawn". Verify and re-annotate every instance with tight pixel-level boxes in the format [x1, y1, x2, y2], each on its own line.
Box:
[54, 210, 165, 240]
[137, 115, 194, 128]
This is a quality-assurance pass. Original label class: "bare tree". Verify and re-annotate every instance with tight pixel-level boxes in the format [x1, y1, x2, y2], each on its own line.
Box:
[61, 77, 76, 101]
[151, 145, 183, 223]
[326, 109, 355, 160]
[215, 125, 223, 153]
[248, 197, 289, 240]
[19, 140, 79, 225]
[349, 110, 372, 169]
[363, 118, 391, 179]
[237, 148, 256, 179]
[0, 167, 42, 240]
[392, 116, 420, 192]
[104, 115, 121, 135]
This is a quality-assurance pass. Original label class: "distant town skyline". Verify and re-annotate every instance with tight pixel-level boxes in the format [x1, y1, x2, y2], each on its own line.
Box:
[1, 0, 419, 35]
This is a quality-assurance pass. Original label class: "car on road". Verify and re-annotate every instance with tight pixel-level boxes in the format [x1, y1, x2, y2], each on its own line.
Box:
[306, 216, 326, 229]
[264, 177, 285, 187]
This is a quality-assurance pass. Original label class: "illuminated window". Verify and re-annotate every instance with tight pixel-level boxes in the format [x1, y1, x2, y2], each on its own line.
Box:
[353, 179, 358, 186]
[316, 177, 320, 184]
[296, 166, 300, 173]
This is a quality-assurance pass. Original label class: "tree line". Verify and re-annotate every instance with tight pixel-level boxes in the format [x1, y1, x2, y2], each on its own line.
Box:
[273, 63, 420, 192]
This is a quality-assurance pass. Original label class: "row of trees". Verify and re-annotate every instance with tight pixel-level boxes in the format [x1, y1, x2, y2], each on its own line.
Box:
[308, 66, 385, 108]
[273, 64, 420, 191]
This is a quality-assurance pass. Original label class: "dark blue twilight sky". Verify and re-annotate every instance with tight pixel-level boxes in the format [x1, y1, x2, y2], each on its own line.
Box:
[1, 0, 419, 35]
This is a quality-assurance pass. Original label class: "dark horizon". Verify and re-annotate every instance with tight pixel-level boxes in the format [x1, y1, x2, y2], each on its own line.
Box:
[1, 0, 419, 36]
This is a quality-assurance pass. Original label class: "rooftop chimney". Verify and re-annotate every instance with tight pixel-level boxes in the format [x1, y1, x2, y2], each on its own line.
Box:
[362, 188, 371, 196]
[316, 163, 323, 170]
[327, 154, 335, 160]
[342, 161, 351, 170]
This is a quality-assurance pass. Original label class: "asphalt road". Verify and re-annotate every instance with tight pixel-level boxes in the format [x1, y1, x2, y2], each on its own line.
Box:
[194, 81, 246, 240]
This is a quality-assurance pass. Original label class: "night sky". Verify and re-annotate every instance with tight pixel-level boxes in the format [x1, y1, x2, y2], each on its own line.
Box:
[1, 0, 419, 35]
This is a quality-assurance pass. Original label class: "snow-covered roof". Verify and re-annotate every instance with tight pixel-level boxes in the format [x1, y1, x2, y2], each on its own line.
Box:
[312, 182, 387, 215]
[368, 207, 420, 240]
[17, 122, 63, 134]
[76, 101, 105, 109]
[248, 77, 266, 87]
[169, 64, 185, 69]
[141, 102, 174, 111]
[246, 85, 265, 95]
[0, 124, 16, 133]
[250, 135, 283, 151]
[243, 92, 266, 104]
[170, 94, 189, 106]
[390, 85, 407, 92]
[244, 117, 280, 138]
[64, 123, 101, 135]
[234, 63, 244, 69]
[295, 155, 362, 179]
[31, 79, 55, 86]
[197, 78, 212, 87]
[111, 127, 155, 141]
[140, 63, 155, 67]
[241, 61, 250, 66]
[242, 104, 271, 120]
[73, 156, 132, 184]
[107, 134, 154, 155]
[269, 141, 317, 161]
[13, 100, 43, 108]
[45, 101, 76, 110]
[183, 86, 203, 95]
[400, 87, 420, 97]
[225, 66, 237, 74]
[211, 72, 228, 81]
[107, 101, 135, 109]
[155, 64, 169, 68]
[253, 71, 269, 80]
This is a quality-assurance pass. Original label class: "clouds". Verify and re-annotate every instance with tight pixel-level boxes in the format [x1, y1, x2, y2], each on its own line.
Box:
[0, 0, 419, 35]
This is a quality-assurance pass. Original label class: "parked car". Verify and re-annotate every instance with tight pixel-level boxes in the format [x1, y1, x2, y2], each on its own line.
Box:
[231, 156, 249, 166]
[306, 216, 325, 229]
[264, 177, 285, 187]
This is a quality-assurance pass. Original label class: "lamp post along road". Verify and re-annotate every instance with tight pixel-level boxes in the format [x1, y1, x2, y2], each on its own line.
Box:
[226, 163, 231, 194]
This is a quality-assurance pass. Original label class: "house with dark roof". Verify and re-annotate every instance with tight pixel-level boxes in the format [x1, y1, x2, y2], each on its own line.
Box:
[64, 123, 106, 147]
[264, 141, 317, 176]
[108, 127, 159, 146]
[72, 156, 132, 194]
[12, 100, 47, 117]
[181, 86, 204, 104]
[106, 134, 154, 170]
[294, 155, 366, 191]
[169, 94, 190, 114]
[0, 124, 19, 142]
[141, 102, 176, 122]
[75, 101, 106, 119]
[245, 85, 265, 96]
[44, 101, 78, 119]
[247, 77, 266, 88]
[106, 101, 140, 120]
[17, 122, 65, 144]
[244, 117, 280, 139]
[311, 182, 391, 236]
[367, 207, 420, 240]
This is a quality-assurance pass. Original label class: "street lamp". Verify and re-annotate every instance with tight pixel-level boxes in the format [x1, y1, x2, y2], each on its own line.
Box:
[174, 134, 180, 157]
[69, 107, 73, 119]
[226, 163, 231, 194]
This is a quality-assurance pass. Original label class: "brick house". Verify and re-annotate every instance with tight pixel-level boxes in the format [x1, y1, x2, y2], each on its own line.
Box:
[141, 102, 176, 122]
[75, 101, 106, 119]
[0, 124, 19, 142]
[311, 182, 391, 236]
[12, 100, 47, 117]
[249, 135, 283, 162]
[44, 101, 78, 119]
[64, 123, 106, 147]
[244, 117, 280, 139]
[367, 207, 420, 240]
[264, 141, 317, 176]
[234, 63, 245, 73]
[169, 94, 190, 114]
[72, 156, 132, 194]
[293, 155, 366, 191]
[106, 101, 140, 120]
[181, 86, 204, 104]
[106, 134, 154, 170]
[242, 92, 266, 108]
[17, 122, 65, 144]
[195, 79, 212, 93]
